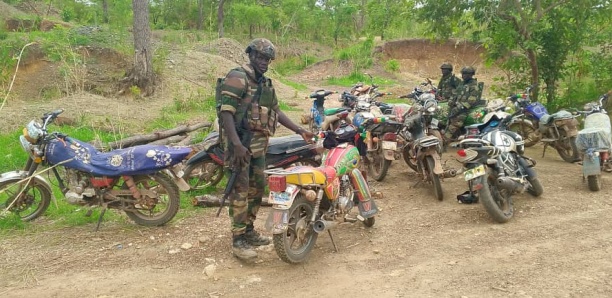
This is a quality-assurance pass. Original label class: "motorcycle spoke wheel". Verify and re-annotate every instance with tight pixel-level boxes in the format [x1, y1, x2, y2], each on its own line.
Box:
[555, 137, 579, 163]
[272, 195, 318, 264]
[0, 178, 51, 221]
[123, 173, 180, 226]
[509, 123, 540, 147]
[425, 156, 444, 201]
[403, 145, 418, 172]
[368, 147, 391, 181]
[183, 159, 223, 190]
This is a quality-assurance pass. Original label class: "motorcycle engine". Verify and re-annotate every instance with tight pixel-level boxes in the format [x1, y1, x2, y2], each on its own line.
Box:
[64, 169, 96, 204]
[337, 176, 354, 212]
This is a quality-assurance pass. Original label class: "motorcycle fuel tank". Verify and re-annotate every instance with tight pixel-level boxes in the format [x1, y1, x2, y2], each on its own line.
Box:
[322, 143, 360, 176]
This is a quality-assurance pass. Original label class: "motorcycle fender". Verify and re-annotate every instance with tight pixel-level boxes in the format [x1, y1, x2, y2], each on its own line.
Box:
[426, 150, 444, 175]
[264, 185, 300, 234]
[0, 170, 54, 200]
[510, 118, 536, 130]
[349, 169, 378, 218]
[383, 149, 396, 160]
[163, 168, 190, 192]
[516, 157, 536, 178]
[582, 155, 601, 176]
[185, 150, 211, 166]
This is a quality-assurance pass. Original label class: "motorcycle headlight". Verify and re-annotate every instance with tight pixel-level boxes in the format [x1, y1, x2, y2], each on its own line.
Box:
[20, 135, 33, 153]
[23, 120, 43, 143]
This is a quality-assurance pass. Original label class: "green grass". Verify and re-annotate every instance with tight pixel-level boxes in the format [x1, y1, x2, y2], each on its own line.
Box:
[326, 72, 396, 87]
[277, 77, 308, 91]
[273, 55, 318, 76]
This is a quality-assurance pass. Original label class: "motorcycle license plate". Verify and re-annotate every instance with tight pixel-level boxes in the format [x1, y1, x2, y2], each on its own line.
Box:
[268, 191, 290, 205]
[431, 118, 439, 127]
[382, 141, 397, 150]
[463, 165, 486, 181]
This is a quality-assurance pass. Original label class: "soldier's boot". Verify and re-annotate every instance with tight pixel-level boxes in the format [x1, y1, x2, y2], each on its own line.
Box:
[245, 225, 270, 246]
[232, 235, 258, 260]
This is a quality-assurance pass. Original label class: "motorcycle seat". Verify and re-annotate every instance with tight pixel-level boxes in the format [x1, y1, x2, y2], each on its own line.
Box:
[268, 135, 309, 155]
[540, 110, 574, 125]
[324, 107, 351, 116]
[45, 137, 192, 176]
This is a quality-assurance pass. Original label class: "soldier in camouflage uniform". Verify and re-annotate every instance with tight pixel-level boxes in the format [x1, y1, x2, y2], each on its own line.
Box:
[444, 66, 484, 141]
[218, 38, 314, 261]
[437, 63, 459, 102]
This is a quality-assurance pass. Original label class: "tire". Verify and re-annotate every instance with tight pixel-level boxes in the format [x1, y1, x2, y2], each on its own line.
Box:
[124, 172, 180, 226]
[363, 217, 375, 227]
[587, 175, 601, 191]
[368, 146, 392, 181]
[425, 155, 444, 201]
[182, 157, 224, 190]
[526, 176, 544, 197]
[508, 122, 540, 147]
[402, 145, 418, 172]
[479, 176, 514, 223]
[556, 136, 580, 163]
[0, 177, 51, 221]
[272, 195, 318, 264]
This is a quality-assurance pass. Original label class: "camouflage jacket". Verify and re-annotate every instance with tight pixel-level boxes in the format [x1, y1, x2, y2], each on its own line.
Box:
[219, 64, 278, 157]
[453, 78, 482, 110]
[437, 74, 459, 102]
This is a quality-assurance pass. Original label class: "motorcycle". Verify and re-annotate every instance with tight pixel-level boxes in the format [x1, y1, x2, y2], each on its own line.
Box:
[2, 109, 191, 228]
[303, 89, 350, 133]
[453, 112, 544, 223]
[507, 86, 580, 162]
[182, 131, 323, 190]
[575, 92, 612, 191]
[263, 132, 379, 263]
[400, 96, 456, 200]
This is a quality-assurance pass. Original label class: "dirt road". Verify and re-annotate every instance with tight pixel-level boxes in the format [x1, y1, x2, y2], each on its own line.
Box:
[2, 143, 611, 298]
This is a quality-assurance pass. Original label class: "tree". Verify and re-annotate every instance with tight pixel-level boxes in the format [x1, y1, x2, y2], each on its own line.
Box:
[124, 0, 154, 96]
[416, 0, 604, 105]
[218, 0, 227, 37]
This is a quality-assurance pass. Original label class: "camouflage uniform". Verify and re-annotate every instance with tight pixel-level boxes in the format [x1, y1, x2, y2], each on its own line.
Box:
[219, 64, 278, 237]
[437, 73, 460, 102]
[445, 77, 482, 140]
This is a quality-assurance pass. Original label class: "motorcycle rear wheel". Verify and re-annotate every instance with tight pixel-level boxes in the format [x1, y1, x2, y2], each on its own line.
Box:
[508, 122, 540, 147]
[182, 157, 224, 190]
[124, 172, 180, 226]
[272, 195, 318, 264]
[479, 176, 514, 223]
[0, 177, 51, 221]
[587, 175, 601, 191]
[555, 136, 579, 163]
[368, 146, 391, 181]
[425, 156, 444, 201]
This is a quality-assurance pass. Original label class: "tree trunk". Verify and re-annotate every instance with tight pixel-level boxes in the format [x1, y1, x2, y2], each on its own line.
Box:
[526, 49, 540, 102]
[217, 0, 226, 38]
[130, 0, 154, 96]
[102, 0, 109, 23]
[197, 0, 203, 30]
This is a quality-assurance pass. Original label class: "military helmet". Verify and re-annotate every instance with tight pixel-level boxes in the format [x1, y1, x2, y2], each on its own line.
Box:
[461, 66, 476, 75]
[440, 63, 453, 71]
[245, 38, 276, 60]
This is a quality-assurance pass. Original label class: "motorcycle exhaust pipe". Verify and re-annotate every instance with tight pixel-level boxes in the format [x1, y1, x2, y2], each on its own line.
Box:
[313, 220, 337, 234]
[497, 177, 526, 194]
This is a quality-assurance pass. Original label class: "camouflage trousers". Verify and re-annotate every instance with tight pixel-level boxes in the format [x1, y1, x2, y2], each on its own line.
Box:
[226, 154, 266, 236]
[444, 114, 467, 141]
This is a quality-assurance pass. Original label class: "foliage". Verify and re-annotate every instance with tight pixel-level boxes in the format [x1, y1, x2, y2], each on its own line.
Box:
[326, 72, 395, 87]
[273, 55, 317, 76]
[385, 59, 400, 72]
[334, 38, 374, 73]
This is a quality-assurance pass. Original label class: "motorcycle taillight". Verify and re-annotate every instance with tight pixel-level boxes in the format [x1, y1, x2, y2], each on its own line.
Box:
[268, 175, 287, 192]
[382, 132, 397, 141]
[467, 127, 480, 136]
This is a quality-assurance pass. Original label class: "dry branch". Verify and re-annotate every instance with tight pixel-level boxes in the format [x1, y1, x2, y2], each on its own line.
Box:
[106, 122, 210, 149]
[147, 135, 188, 145]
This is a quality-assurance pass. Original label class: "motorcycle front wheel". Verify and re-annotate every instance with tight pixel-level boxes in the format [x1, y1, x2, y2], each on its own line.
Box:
[123, 172, 180, 226]
[555, 136, 579, 163]
[425, 156, 443, 201]
[182, 157, 224, 190]
[402, 145, 418, 172]
[508, 122, 540, 147]
[587, 175, 601, 191]
[527, 176, 544, 197]
[272, 194, 318, 264]
[479, 176, 514, 223]
[0, 177, 51, 221]
[368, 146, 391, 181]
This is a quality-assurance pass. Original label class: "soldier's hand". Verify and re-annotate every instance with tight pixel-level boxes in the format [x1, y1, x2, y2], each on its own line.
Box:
[299, 129, 315, 143]
[233, 144, 250, 167]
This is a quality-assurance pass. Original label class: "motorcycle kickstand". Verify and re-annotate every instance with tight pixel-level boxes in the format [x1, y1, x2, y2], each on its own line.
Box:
[541, 143, 549, 158]
[327, 230, 339, 252]
[94, 204, 108, 232]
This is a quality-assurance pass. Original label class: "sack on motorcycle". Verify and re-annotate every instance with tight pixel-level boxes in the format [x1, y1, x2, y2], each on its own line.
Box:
[576, 127, 612, 152]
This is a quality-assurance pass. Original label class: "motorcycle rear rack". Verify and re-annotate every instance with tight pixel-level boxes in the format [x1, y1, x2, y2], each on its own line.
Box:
[263, 168, 320, 186]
